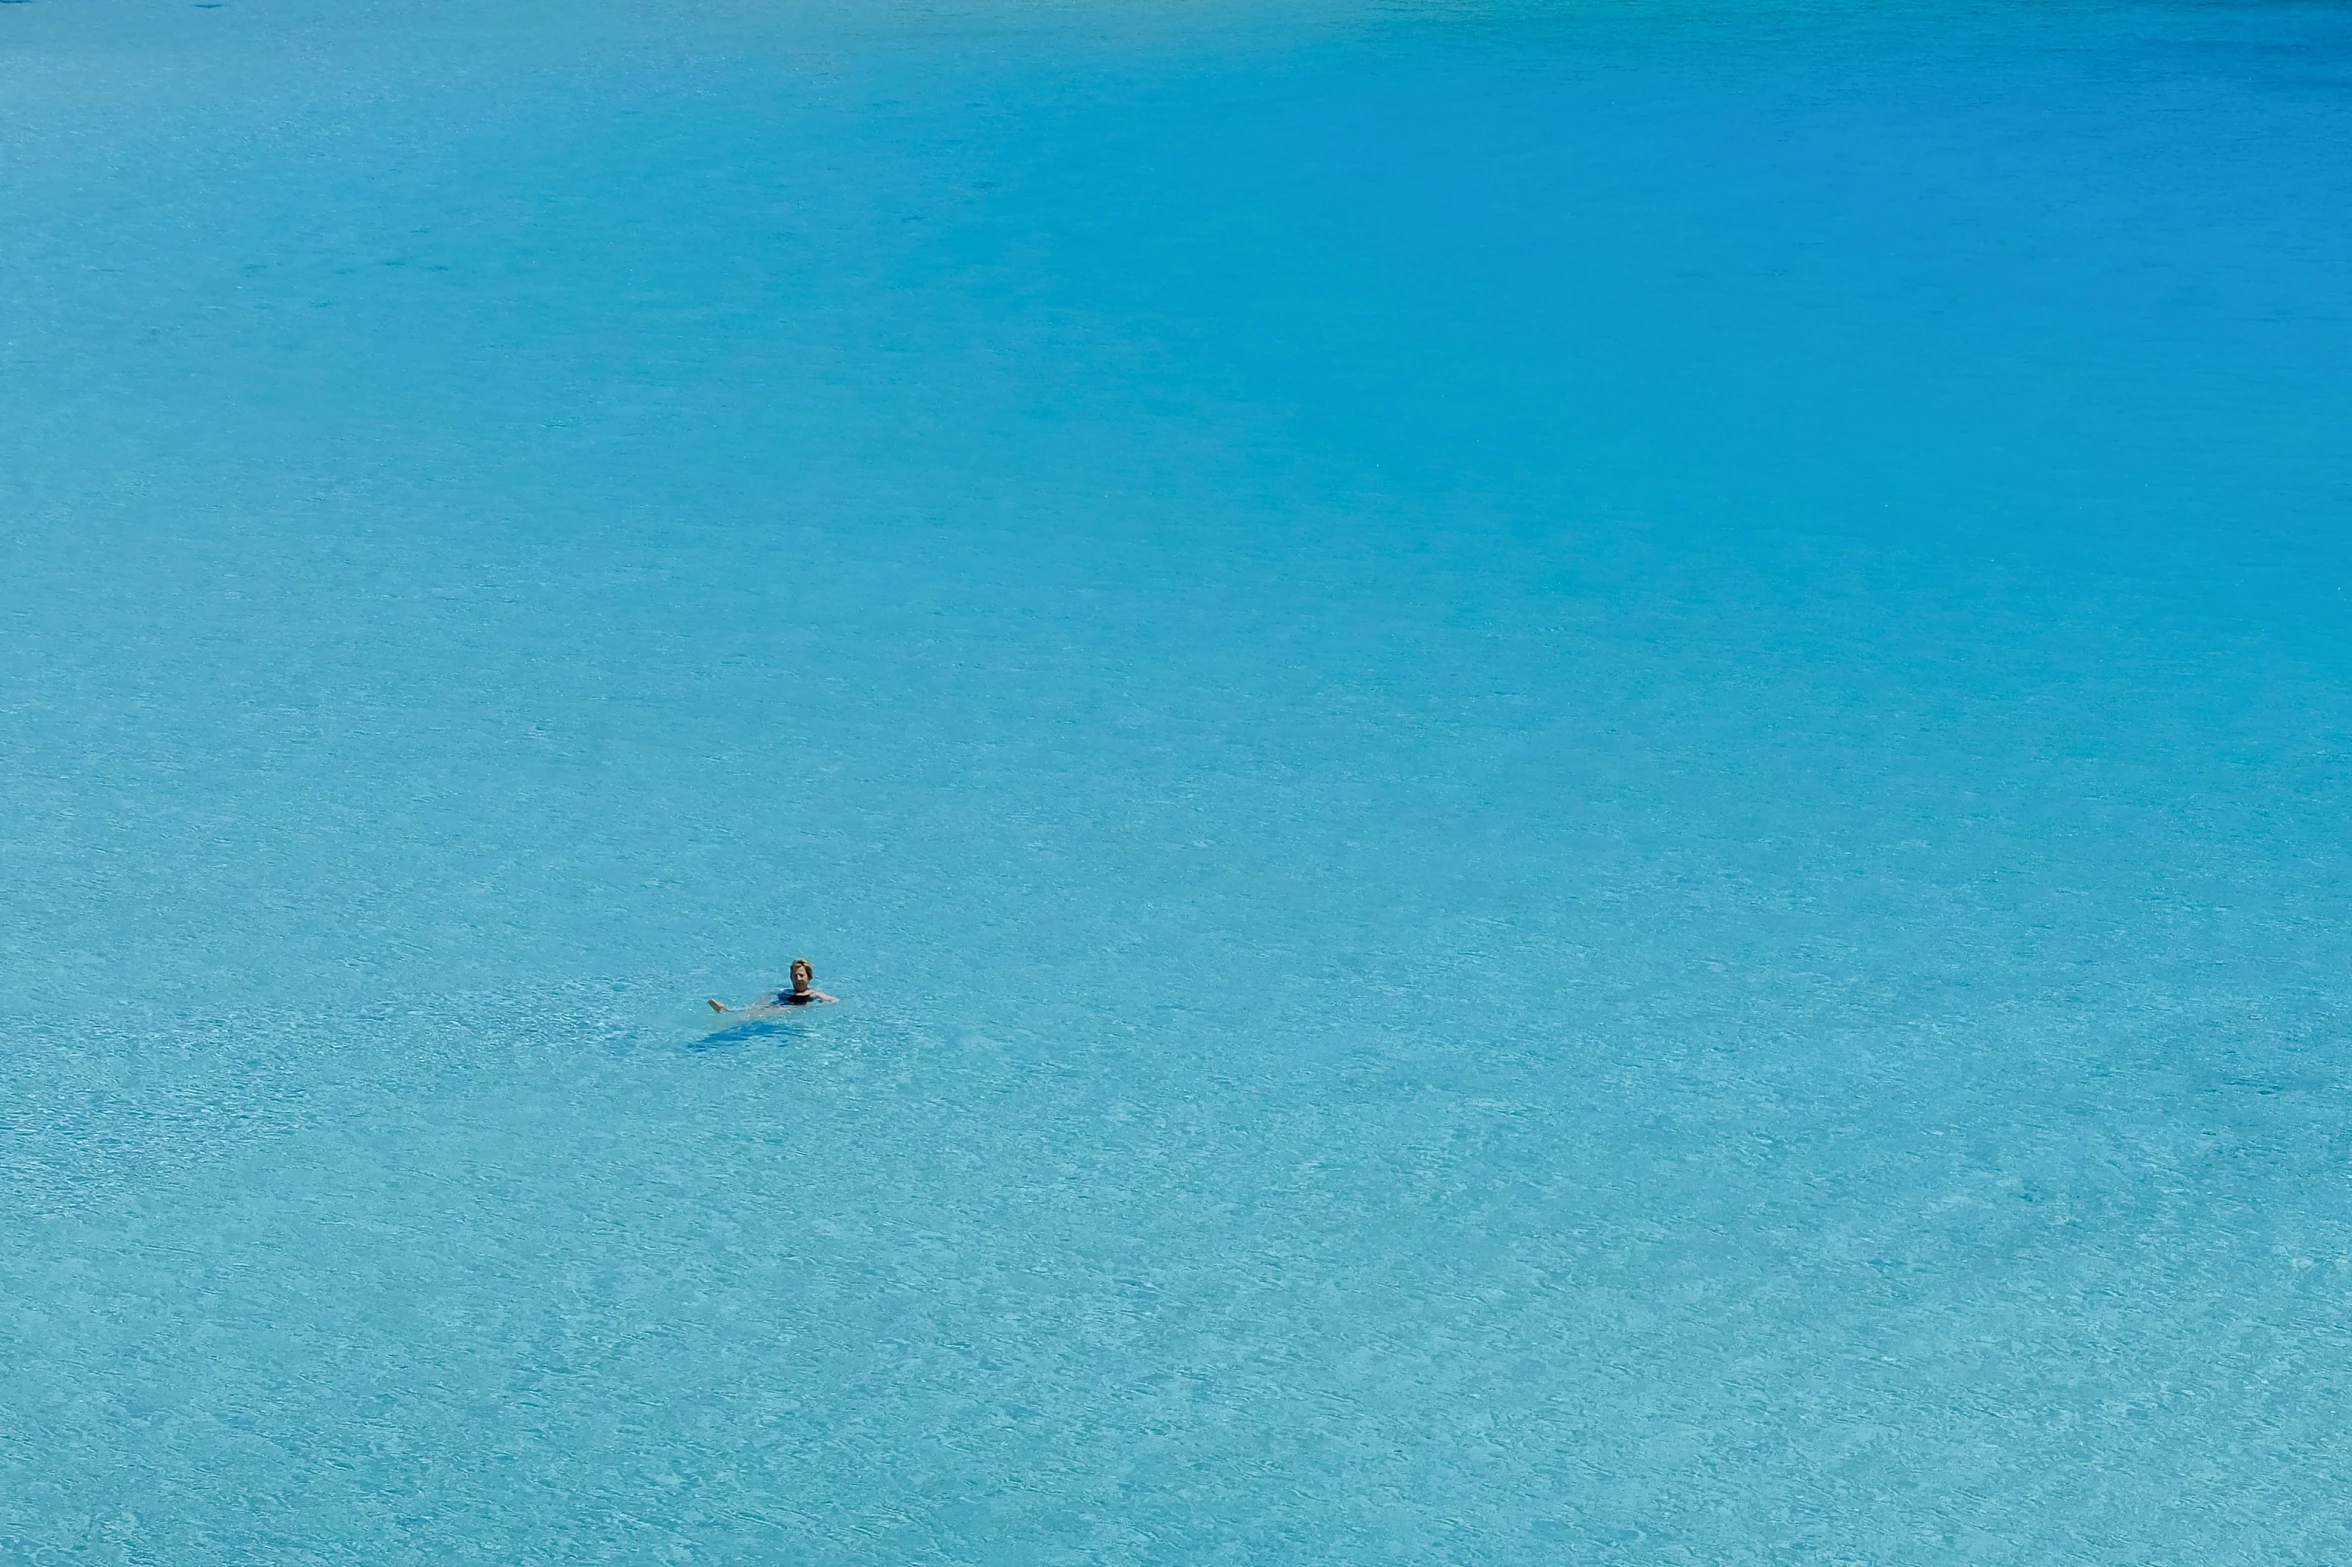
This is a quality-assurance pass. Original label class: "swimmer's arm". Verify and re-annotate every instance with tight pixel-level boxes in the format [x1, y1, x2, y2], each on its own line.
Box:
[707, 994, 832, 1011]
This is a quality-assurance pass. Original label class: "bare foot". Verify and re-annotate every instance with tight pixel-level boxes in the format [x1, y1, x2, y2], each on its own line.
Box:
[707, 999, 728, 1013]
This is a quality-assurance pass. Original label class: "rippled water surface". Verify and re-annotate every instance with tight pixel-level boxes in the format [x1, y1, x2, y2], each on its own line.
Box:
[5, 0, 2350, 1559]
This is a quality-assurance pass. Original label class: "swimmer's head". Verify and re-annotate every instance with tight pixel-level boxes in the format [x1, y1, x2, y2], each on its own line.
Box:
[790, 958, 814, 991]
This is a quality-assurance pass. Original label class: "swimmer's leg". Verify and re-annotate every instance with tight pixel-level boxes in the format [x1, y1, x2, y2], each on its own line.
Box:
[708, 998, 729, 1013]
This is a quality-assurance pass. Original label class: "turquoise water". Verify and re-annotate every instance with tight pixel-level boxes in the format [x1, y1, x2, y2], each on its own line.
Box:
[5, 0, 2350, 1558]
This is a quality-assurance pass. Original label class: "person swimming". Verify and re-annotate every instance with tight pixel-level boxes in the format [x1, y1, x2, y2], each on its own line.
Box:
[708, 958, 837, 1014]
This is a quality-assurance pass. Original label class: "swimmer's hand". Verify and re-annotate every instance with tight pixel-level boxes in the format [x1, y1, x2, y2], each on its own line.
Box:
[707, 998, 729, 1013]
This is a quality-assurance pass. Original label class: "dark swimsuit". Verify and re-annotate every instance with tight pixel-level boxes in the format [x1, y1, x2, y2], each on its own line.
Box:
[774, 990, 818, 1006]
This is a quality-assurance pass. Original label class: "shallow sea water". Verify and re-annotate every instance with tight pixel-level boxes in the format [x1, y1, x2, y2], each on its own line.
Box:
[4, 0, 2351, 1560]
